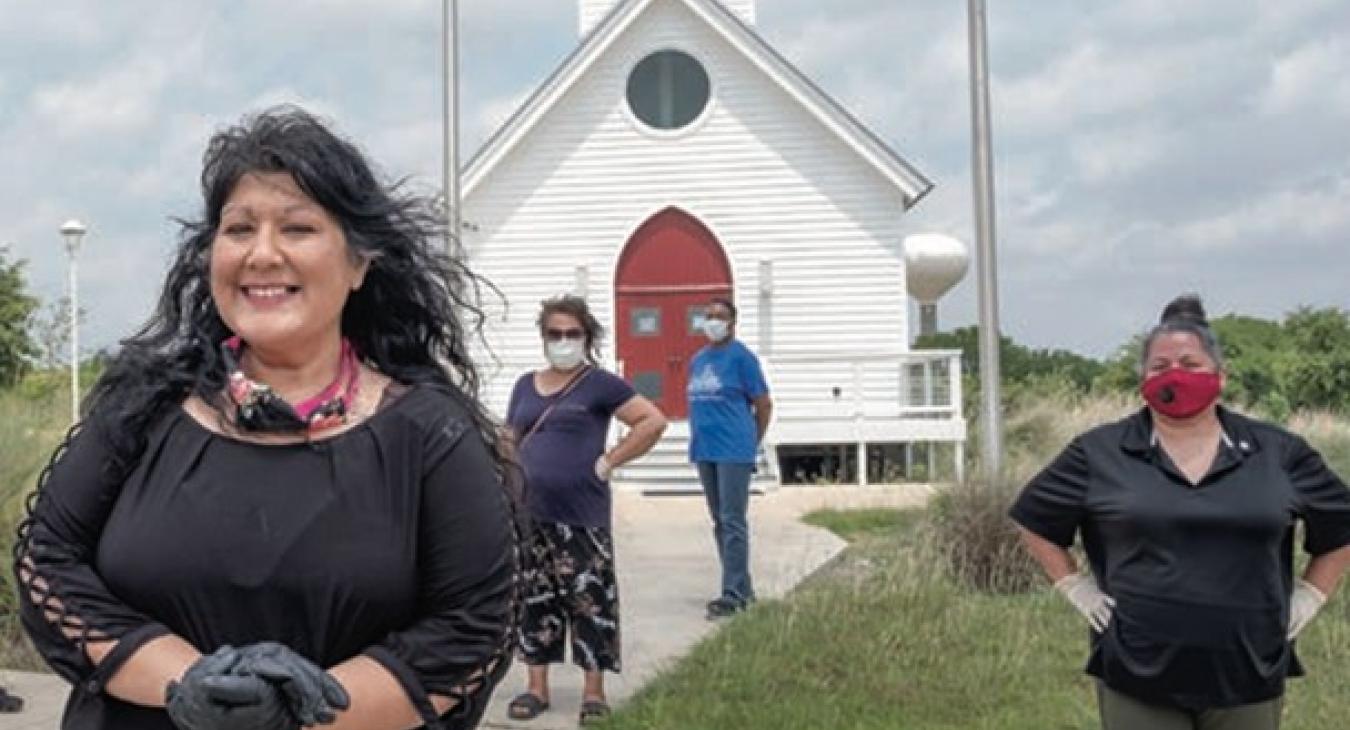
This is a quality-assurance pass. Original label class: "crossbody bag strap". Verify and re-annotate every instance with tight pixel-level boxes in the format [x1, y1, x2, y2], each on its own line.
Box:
[519, 366, 594, 446]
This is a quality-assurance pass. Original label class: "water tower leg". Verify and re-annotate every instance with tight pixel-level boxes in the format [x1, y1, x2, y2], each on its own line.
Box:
[919, 303, 938, 337]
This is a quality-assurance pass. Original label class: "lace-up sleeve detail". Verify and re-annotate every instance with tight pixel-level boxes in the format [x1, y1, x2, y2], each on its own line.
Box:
[362, 413, 522, 730]
[12, 420, 169, 692]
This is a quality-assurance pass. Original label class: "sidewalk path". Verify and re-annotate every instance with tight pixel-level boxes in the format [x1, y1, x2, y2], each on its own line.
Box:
[0, 486, 933, 730]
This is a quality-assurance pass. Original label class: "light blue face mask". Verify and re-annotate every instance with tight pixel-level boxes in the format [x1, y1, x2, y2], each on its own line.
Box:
[703, 319, 730, 342]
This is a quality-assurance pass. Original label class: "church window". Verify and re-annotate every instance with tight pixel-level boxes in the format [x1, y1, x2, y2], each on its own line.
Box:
[626, 50, 710, 130]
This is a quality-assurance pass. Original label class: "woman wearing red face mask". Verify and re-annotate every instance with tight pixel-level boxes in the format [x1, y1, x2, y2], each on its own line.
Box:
[1010, 294, 1350, 730]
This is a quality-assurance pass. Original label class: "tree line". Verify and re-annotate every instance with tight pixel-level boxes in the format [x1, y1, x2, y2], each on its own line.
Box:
[916, 308, 1350, 418]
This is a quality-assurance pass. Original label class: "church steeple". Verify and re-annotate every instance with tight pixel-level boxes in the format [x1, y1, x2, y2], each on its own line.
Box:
[579, 0, 756, 37]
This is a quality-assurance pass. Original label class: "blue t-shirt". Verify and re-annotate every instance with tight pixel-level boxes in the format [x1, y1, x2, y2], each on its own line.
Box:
[687, 339, 769, 464]
[506, 368, 635, 528]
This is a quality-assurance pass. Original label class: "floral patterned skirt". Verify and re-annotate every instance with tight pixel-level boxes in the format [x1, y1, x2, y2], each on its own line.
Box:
[517, 521, 621, 672]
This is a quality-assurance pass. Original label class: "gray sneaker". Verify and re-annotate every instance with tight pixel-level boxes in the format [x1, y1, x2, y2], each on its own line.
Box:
[705, 598, 745, 620]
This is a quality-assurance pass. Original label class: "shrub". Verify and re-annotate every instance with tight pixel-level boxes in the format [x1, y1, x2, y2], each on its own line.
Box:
[938, 389, 1135, 595]
[927, 472, 1041, 595]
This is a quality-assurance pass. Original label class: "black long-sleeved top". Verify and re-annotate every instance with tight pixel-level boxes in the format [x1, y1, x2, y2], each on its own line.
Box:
[1010, 406, 1350, 710]
[15, 384, 517, 729]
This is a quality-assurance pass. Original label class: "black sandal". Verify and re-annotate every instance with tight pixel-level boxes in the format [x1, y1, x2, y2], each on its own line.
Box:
[0, 688, 22, 714]
[579, 699, 611, 725]
[507, 692, 549, 720]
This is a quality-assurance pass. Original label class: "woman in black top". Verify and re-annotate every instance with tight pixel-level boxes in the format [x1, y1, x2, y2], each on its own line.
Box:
[14, 107, 519, 730]
[1011, 295, 1350, 729]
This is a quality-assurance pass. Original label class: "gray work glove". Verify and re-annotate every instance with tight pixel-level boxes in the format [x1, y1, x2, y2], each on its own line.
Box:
[1288, 579, 1327, 640]
[234, 642, 351, 727]
[166, 646, 297, 730]
[1055, 573, 1116, 633]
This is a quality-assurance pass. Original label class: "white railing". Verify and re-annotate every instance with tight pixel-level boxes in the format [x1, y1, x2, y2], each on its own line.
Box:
[762, 349, 963, 423]
[611, 349, 965, 487]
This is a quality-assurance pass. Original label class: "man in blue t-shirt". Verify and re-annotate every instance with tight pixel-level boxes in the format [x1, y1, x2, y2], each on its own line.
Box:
[687, 297, 773, 619]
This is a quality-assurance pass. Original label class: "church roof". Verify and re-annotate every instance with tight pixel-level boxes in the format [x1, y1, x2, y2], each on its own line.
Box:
[463, 0, 934, 208]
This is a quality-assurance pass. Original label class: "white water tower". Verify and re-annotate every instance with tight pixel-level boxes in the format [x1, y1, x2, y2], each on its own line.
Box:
[904, 233, 970, 338]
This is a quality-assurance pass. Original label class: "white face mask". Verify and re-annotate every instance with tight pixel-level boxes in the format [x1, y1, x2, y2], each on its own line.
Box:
[545, 339, 586, 371]
[703, 319, 730, 343]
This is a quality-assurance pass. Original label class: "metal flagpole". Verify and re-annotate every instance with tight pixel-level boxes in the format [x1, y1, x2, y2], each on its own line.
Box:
[442, 0, 461, 258]
[967, 0, 1003, 480]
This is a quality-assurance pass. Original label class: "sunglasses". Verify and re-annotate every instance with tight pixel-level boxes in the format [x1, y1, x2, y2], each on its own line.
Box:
[544, 328, 586, 342]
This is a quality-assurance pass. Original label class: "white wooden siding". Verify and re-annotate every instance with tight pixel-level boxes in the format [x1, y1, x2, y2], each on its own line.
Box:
[580, 0, 756, 37]
[467, 0, 913, 422]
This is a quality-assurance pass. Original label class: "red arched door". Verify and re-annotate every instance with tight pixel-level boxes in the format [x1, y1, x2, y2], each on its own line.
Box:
[615, 208, 732, 419]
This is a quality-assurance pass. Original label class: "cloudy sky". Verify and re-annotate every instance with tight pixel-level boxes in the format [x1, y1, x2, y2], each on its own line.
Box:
[1, 0, 1347, 359]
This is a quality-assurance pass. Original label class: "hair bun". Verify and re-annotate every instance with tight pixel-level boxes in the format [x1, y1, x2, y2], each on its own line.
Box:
[1160, 293, 1208, 326]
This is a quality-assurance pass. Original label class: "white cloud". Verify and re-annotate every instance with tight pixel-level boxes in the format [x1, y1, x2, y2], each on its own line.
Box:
[1103, 0, 1255, 33]
[1260, 37, 1350, 116]
[473, 89, 534, 147]
[31, 55, 174, 138]
[3, 0, 1350, 360]
[236, 88, 345, 122]
[1069, 125, 1174, 184]
[995, 42, 1198, 138]
[1255, 0, 1345, 31]
[121, 113, 217, 200]
[368, 117, 443, 184]
[1176, 168, 1350, 250]
[0, 1, 106, 48]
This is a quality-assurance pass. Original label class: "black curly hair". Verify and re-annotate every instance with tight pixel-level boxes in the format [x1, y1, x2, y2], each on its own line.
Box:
[83, 105, 506, 480]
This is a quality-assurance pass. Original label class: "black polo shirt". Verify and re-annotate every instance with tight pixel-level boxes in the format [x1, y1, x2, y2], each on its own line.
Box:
[1010, 407, 1350, 710]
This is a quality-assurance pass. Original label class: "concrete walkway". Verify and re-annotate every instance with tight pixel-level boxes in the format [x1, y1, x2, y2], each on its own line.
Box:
[0, 486, 933, 730]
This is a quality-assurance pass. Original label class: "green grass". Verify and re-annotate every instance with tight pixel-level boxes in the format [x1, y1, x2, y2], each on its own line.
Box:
[802, 507, 925, 541]
[601, 512, 1100, 730]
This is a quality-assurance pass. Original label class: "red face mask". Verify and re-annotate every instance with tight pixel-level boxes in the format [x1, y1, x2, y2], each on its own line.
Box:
[1140, 369, 1222, 419]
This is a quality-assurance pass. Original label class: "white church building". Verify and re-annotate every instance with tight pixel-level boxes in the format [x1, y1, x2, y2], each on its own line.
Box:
[463, 0, 966, 489]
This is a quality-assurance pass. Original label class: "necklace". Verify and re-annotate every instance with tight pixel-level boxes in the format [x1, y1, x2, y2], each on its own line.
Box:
[221, 336, 361, 433]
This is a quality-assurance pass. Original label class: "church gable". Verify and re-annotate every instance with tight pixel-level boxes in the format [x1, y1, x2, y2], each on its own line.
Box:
[464, 0, 930, 206]
[465, 0, 920, 388]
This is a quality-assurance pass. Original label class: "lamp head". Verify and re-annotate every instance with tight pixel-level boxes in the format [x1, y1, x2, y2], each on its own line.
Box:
[60, 219, 87, 252]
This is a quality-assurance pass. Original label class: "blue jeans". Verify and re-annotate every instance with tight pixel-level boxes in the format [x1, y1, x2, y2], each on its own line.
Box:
[696, 461, 755, 604]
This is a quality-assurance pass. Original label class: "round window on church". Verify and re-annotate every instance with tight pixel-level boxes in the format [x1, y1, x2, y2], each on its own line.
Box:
[626, 50, 711, 131]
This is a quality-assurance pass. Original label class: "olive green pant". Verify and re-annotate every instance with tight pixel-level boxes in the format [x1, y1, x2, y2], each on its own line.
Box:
[1097, 684, 1283, 730]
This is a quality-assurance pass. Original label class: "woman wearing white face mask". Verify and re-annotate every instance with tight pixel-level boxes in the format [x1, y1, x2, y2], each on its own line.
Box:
[504, 295, 666, 726]
[688, 297, 773, 619]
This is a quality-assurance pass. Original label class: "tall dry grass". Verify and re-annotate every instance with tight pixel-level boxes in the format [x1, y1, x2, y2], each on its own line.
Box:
[0, 385, 68, 669]
[929, 389, 1136, 594]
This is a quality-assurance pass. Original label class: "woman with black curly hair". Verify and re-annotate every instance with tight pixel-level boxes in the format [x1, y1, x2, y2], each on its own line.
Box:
[14, 106, 519, 730]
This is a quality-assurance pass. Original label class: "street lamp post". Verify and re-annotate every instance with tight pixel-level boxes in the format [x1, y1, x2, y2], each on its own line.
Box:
[59, 219, 87, 423]
[967, 0, 1003, 480]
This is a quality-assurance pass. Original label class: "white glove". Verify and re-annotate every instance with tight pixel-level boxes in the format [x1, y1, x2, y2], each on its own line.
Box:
[1288, 579, 1326, 640]
[595, 455, 613, 481]
[1055, 573, 1116, 633]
